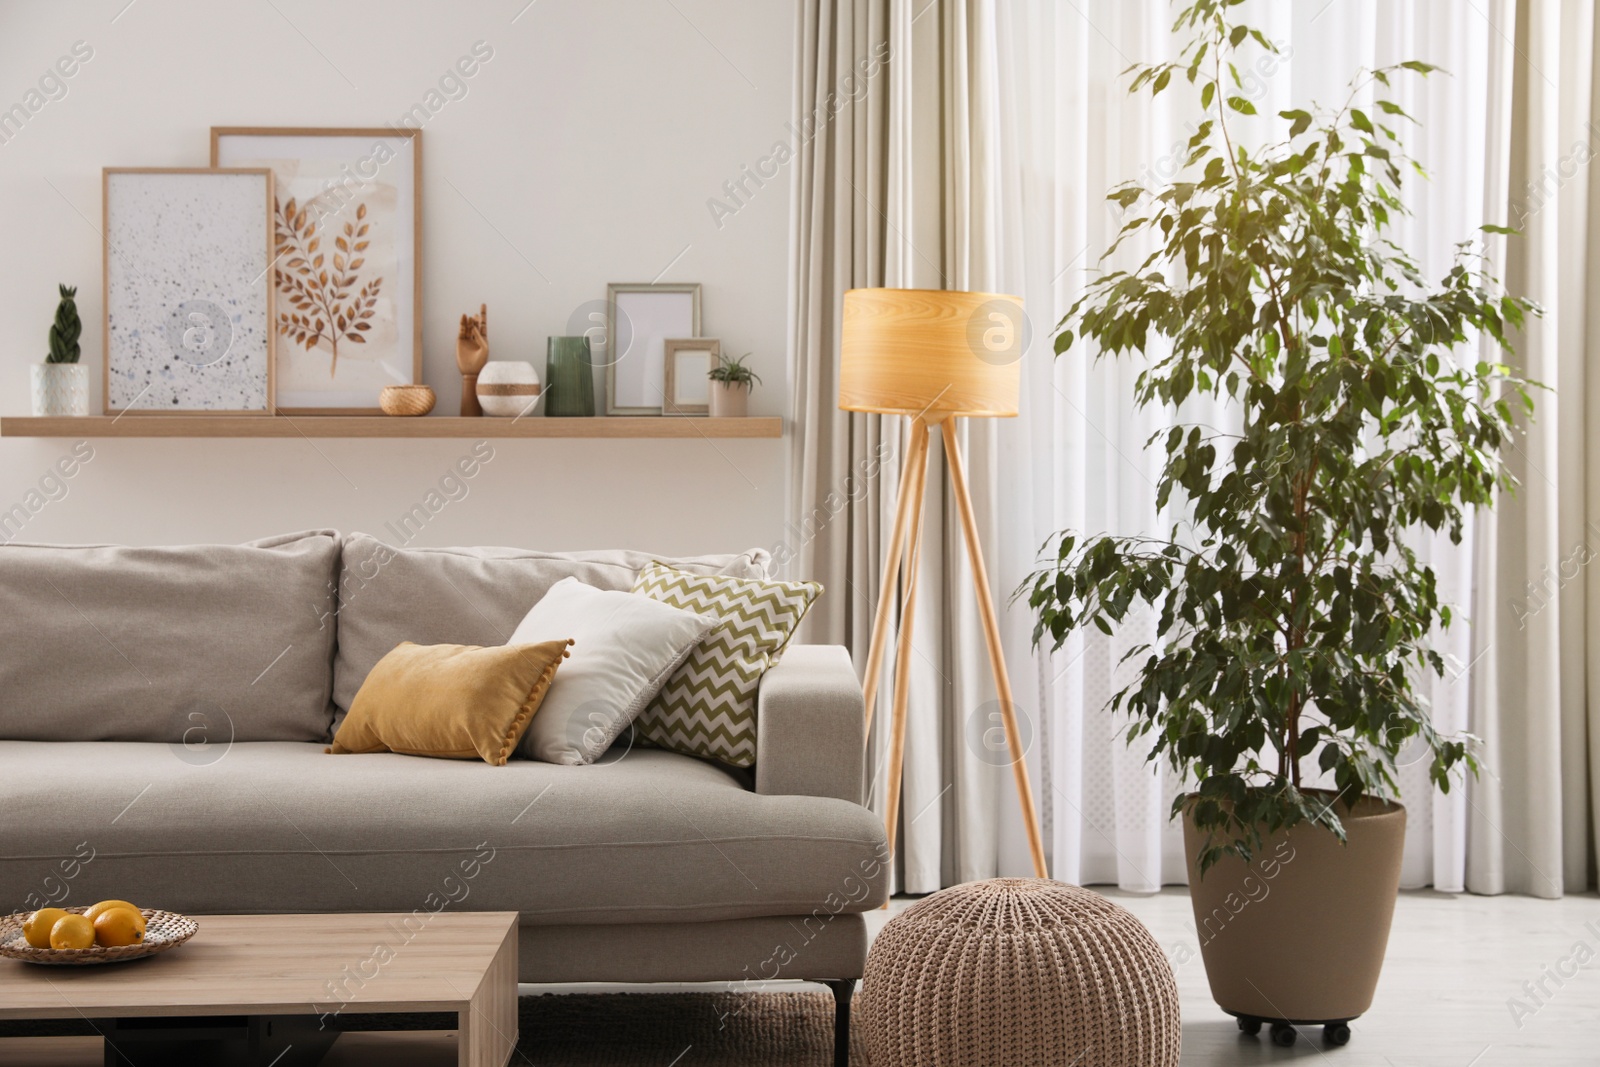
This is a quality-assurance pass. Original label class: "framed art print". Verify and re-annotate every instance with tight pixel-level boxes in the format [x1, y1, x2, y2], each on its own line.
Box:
[661, 338, 718, 415]
[605, 282, 701, 415]
[103, 168, 275, 415]
[212, 127, 421, 414]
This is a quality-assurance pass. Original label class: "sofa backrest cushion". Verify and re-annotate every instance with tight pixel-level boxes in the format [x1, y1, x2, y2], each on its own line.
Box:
[331, 535, 770, 714]
[0, 530, 341, 743]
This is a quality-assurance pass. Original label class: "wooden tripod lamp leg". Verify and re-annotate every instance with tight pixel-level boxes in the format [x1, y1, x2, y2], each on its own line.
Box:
[940, 419, 1049, 879]
[882, 417, 932, 864]
[861, 419, 931, 732]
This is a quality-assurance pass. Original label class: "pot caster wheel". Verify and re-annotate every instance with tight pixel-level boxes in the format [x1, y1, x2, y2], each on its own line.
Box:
[1323, 1022, 1351, 1046]
[1270, 1022, 1298, 1047]
[1236, 1016, 1262, 1036]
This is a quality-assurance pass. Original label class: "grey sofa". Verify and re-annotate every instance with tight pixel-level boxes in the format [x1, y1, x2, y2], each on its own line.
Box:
[0, 531, 888, 1055]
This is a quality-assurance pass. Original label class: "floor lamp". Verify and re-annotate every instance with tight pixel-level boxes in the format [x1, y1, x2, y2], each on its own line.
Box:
[840, 287, 1049, 879]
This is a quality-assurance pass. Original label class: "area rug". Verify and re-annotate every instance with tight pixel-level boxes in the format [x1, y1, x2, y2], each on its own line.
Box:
[511, 992, 860, 1065]
[0, 991, 867, 1066]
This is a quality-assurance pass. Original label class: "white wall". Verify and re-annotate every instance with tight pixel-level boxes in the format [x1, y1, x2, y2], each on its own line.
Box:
[0, 0, 794, 556]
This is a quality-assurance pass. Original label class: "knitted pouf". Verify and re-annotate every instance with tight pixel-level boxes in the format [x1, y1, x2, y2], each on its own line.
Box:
[859, 879, 1180, 1067]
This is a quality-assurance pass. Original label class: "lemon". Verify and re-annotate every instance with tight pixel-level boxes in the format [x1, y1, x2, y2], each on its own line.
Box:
[22, 908, 69, 949]
[92, 907, 146, 948]
[49, 914, 94, 950]
[84, 900, 140, 924]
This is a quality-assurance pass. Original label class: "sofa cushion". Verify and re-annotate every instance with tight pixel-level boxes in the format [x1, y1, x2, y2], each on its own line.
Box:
[330, 639, 572, 765]
[0, 741, 890, 924]
[633, 562, 822, 767]
[0, 531, 341, 743]
[332, 535, 769, 714]
[508, 578, 714, 766]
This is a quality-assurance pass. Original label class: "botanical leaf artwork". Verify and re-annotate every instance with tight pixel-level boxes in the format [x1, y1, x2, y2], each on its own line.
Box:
[273, 197, 382, 376]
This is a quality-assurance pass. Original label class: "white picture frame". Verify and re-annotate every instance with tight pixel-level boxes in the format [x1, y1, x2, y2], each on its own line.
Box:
[605, 283, 701, 415]
[103, 168, 276, 416]
[212, 127, 421, 414]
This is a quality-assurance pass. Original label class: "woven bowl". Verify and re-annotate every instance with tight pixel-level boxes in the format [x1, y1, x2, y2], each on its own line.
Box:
[379, 384, 437, 417]
[0, 908, 198, 966]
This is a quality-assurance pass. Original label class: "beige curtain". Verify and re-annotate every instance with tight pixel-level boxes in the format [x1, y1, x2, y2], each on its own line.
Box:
[788, 0, 1016, 890]
[786, 0, 888, 652]
[1468, 0, 1600, 896]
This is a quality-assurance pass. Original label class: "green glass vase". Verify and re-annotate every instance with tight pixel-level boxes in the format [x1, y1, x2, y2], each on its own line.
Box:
[544, 336, 596, 417]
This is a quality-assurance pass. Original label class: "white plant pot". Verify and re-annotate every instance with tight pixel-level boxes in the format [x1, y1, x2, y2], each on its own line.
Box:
[709, 381, 750, 418]
[32, 363, 89, 417]
[476, 361, 542, 417]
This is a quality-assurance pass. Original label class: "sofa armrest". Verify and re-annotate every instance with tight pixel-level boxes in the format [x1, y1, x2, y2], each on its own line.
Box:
[754, 644, 864, 803]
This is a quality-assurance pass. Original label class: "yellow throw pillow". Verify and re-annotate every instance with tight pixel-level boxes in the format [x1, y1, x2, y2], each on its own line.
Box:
[330, 639, 572, 765]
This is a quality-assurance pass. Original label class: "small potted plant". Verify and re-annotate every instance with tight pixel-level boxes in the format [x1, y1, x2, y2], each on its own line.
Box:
[33, 285, 89, 417]
[708, 352, 761, 417]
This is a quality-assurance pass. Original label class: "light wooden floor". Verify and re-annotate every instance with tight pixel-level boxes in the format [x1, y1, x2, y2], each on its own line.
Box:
[4, 889, 1595, 1066]
[1096, 887, 1600, 1066]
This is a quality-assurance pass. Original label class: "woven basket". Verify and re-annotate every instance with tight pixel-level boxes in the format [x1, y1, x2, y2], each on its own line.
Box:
[859, 879, 1180, 1067]
[0, 908, 198, 966]
[379, 384, 437, 416]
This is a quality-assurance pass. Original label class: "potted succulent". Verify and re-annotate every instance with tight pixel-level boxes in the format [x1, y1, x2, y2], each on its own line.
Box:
[33, 285, 89, 417]
[708, 352, 761, 417]
[1026, 0, 1536, 1048]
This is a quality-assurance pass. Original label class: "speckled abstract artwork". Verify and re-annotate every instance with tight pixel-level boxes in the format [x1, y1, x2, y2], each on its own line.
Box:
[105, 170, 273, 413]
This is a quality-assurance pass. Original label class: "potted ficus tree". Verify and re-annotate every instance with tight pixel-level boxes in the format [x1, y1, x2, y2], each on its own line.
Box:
[33, 285, 89, 417]
[1027, 0, 1536, 1049]
[708, 352, 761, 417]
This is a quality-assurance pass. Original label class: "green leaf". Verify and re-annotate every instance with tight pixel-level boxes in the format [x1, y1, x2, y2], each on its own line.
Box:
[1227, 96, 1257, 116]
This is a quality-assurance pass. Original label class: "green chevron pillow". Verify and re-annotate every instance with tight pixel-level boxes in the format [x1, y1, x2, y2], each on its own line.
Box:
[632, 561, 822, 767]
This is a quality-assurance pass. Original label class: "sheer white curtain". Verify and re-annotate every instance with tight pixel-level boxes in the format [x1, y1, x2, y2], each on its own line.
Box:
[986, 1, 1533, 891]
[1466, 0, 1600, 898]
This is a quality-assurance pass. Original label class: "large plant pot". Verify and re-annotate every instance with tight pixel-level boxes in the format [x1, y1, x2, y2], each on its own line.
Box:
[1183, 794, 1405, 1023]
[32, 363, 89, 417]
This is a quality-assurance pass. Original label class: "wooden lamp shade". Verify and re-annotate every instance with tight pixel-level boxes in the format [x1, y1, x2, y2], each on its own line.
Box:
[839, 288, 1023, 418]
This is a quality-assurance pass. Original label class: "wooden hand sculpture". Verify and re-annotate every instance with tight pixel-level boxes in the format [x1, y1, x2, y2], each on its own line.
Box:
[457, 303, 489, 416]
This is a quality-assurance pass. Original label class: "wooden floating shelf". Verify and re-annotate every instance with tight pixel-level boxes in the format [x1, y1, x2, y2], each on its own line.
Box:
[0, 416, 783, 439]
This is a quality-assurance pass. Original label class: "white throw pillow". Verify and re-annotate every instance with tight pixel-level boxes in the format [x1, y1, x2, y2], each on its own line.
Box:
[509, 577, 714, 765]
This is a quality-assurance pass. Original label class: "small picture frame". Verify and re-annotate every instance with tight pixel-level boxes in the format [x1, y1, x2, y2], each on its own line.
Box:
[662, 339, 719, 415]
[605, 282, 701, 415]
[103, 168, 276, 415]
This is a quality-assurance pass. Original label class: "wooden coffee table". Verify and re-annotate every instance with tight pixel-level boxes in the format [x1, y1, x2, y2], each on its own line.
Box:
[0, 912, 518, 1067]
